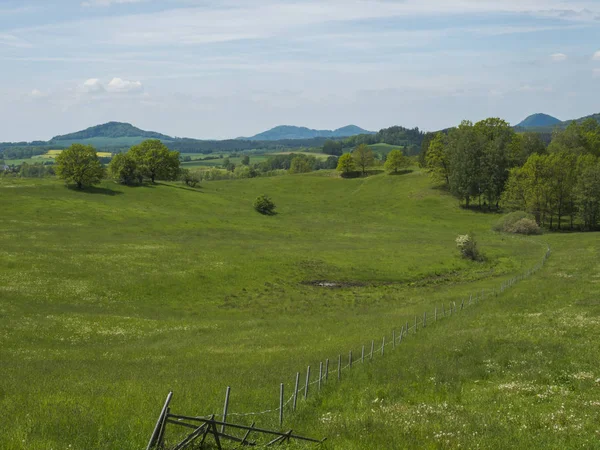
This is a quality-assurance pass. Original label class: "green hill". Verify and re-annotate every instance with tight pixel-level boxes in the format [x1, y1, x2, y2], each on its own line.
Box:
[0, 171, 555, 449]
[242, 124, 375, 141]
[515, 113, 561, 129]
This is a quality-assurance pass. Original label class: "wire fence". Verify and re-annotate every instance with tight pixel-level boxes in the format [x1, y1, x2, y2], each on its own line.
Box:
[156, 240, 551, 432]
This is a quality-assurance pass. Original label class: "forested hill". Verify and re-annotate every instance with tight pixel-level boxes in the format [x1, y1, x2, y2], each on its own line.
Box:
[515, 113, 561, 129]
[514, 112, 600, 132]
[51, 122, 173, 142]
[241, 124, 375, 140]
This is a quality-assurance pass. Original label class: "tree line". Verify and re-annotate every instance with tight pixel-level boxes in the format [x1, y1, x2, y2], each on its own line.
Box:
[423, 118, 600, 230]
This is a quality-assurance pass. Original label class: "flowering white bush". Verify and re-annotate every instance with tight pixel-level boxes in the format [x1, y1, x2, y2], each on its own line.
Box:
[455, 233, 481, 261]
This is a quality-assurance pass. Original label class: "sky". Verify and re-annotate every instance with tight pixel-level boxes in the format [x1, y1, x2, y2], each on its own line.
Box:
[1, 0, 600, 141]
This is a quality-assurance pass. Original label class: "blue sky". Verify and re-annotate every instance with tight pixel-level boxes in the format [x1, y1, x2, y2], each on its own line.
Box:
[1, 0, 600, 141]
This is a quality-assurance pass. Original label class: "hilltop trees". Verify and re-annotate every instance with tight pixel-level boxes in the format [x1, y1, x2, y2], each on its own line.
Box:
[384, 149, 409, 174]
[55, 144, 105, 189]
[129, 140, 180, 183]
[353, 144, 375, 175]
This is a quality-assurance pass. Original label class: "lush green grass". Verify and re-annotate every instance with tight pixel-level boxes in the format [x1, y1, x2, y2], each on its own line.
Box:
[0, 171, 564, 449]
[296, 232, 600, 449]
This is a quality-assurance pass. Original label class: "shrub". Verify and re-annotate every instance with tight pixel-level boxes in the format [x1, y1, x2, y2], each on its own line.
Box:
[493, 211, 533, 232]
[254, 195, 276, 215]
[493, 211, 542, 235]
[507, 218, 542, 235]
[455, 233, 482, 261]
[180, 169, 201, 187]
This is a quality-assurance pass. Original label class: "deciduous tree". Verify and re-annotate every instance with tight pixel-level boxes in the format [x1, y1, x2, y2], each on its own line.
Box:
[129, 140, 180, 183]
[384, 149, 409, 174]
[55, 144, 105, 189]
[352, 144, 374, 175]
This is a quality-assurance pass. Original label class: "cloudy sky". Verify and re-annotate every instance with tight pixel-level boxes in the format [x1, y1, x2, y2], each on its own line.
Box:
[1, 0, 600, 141]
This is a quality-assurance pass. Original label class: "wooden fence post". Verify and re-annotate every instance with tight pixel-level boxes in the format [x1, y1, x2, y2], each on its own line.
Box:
[293, 372, 299, 411]
[337, 354, 342, 381]
[349, 350, 352, 368]
[221, 386, 231, 434]
[370, 340, 374, 360]
[318, 362, 323, 391]
[145, 391, 173, 450]
[325, 359, 329, 382]
[304, 366, 310, 399]
[435, 307, 437, 322]
[381, 336, 385, 356]
[423, 312, 426, 328]
[392, 329, 396, 349]
[279, 383, 284, 427]
[361, 345, 365, 363]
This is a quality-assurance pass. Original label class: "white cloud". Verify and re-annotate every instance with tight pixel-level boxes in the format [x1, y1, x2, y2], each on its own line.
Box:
[82, 78, 105, 93]
[593, 51, 600, 60]
[82, 0, 146, 7]
[30, 89, 45, 98]
[551, 53, 568, 62]
[594, 69, 600, 77]
[106, 77, 143, 93]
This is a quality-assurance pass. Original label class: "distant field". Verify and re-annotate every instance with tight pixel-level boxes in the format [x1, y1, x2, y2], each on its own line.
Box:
[50, 136, 169, 149]
[368, 143, 405, 155]
[181, 155, 269, 168]
[0, 171, 547, 449]
[274, 151, 331, 160]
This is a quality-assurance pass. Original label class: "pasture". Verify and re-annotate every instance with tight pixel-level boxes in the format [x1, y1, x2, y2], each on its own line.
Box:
[0, 170, 593, 449]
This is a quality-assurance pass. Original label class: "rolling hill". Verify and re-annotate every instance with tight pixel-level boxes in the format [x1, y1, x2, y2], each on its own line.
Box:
[241, 124, 375, 141]
[515, 113, 561, 129]
[515, 112, 600, 132]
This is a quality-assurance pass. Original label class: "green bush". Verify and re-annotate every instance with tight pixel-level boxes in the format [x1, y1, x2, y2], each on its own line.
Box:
[455, 233, 482, 261]
[493, 211, 542, 235]
[253, 195, 276, 215]
[493, 211, 534, 232]
[508, 218, 542, 235]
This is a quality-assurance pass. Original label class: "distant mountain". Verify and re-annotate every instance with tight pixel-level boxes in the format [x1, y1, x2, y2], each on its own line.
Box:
[241, 125, 375, 141]
[516, 113, 561, 129]
[571, 112, 600, 125]
[51, 122, 173, 142]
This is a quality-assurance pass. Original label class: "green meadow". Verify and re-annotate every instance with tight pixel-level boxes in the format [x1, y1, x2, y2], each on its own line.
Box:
[0, 170, 596, 449]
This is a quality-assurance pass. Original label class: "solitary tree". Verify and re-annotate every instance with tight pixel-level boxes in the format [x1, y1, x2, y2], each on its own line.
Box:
[336, 153, 355, 176]
[129, 140, 180, 183]
[241, 155, 250, 165]
[108, 153, 140, 185]
[55, 144, 105, 189]
[384, 149, 409, 174]
[352, 144, 375, 175]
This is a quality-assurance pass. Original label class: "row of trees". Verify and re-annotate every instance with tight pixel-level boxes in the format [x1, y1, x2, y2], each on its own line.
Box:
[336, 145, 410, 176]
[502, 152, 600, 230]
[108, 140, 180, 185]
[424, 118, 600, 230]
[53, 140, 181, 189]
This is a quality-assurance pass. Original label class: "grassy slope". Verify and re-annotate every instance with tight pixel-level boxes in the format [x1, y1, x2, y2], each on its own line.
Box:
[0, 172, 553, 449]
[298, 233, 600, 449]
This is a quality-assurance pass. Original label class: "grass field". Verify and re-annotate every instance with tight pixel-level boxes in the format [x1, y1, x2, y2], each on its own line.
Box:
[181, 154, 269, 168]
[0, 170, 594, 449]
[368, 143, 405, 155]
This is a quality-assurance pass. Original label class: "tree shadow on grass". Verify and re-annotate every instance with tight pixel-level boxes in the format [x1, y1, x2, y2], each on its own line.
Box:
[67, 185, 123, 196]
[387, 169, 414, 176]
[157, 182, 203, 193]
